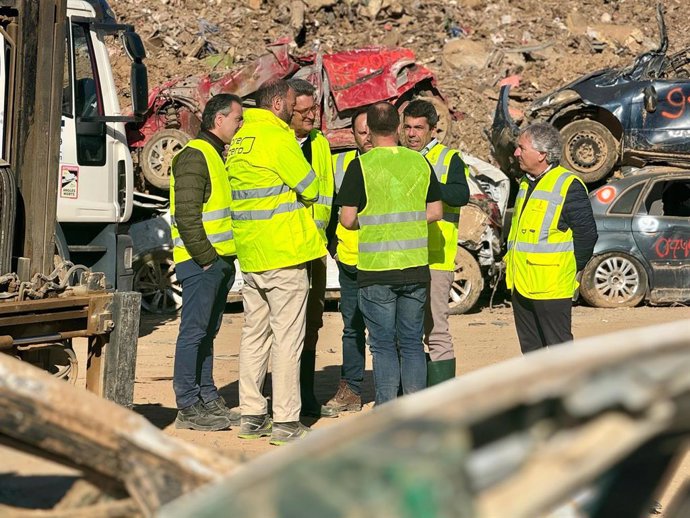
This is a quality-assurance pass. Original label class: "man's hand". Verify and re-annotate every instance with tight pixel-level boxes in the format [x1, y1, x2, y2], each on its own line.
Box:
[426, 200, 443, 223]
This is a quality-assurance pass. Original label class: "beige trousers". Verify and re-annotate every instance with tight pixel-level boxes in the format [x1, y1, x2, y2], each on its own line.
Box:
[239, 264, 309, 422]
[424, 269, 455, 361]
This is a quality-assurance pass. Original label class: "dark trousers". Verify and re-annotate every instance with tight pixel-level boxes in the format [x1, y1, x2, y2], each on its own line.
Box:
[173, 256, 236, 409]
[337, 261, 366, 395]
[301, 256, 327, 405]
[511, 290, 573, 354]
[359, 283, 427, 406]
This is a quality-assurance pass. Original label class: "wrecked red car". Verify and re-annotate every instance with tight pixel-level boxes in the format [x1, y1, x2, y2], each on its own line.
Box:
[128, 39, 451, 191]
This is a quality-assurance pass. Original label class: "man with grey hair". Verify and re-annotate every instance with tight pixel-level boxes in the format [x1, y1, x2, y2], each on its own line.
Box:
[505, 122, 598, 353]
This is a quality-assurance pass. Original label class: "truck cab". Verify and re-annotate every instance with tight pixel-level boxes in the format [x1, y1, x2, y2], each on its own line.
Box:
[57, 0, 147, 290]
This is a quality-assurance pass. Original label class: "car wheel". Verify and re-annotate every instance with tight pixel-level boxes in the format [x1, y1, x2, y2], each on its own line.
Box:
[448, 247, 484, 315]
[579, 252, 647, 308]
[561, 119, 618, 184]
[133, 250, 183, 314]
[141, 129, 191, 191]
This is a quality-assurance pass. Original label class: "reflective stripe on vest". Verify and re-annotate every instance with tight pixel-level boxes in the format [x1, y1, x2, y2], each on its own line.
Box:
[358, 147, 430, 272]
[333, 150, 359, 265]
[423, 142, 463, 271]
[169, 138, 235, 264]
[505, 165, 584, 299]
[226, 107, 325, 272]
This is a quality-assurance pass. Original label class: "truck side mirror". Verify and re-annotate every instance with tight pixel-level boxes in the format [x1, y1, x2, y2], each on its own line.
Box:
[121, 31, 146, 62]
[643, 86, 658, 113]
[131, 61, 148, 119]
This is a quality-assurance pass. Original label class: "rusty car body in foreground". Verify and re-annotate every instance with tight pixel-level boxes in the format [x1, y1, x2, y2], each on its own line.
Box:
[3, 320, 690, 517]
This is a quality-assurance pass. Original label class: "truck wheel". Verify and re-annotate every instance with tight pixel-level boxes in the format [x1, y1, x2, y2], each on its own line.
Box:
[133, 250, 182, 314]
[448, 247, 483, 315]
[579, 252, 647, 308]
[18, 342, 78, 384]
[561, 119, 618, 184]
[141, 129, 190, 191]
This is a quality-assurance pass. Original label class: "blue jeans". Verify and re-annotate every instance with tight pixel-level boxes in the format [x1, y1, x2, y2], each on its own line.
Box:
[337, 262, 366, 395]
[173, 256, 236, 409]
[358, 283, 427, 406]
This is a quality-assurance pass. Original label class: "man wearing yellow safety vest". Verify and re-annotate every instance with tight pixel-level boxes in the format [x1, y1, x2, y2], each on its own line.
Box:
[506, 123, 598, 353]
[285, 78, 337, 418]
[322, 108, 372, 414]
[402, 100, 470, 386]
[227, 79, 324, 446]
[338, 102, 443, 406]
[170, 94, 243, 432]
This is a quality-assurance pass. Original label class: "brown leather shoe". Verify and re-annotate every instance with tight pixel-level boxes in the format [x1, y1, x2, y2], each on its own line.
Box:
[324, 380, 362, 412]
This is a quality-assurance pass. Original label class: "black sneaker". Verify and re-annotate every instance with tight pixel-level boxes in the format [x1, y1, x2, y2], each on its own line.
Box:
[204, 397, 241, 426]
[269, 421, 311, 446]
[300, 402, 340, 419]
[237, 414, 272, 439]
[175, 401, 230, 431]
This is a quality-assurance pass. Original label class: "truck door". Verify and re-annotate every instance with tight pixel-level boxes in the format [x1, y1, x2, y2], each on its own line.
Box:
[58, 18, 133, 223]
[632, 175, 690, 303]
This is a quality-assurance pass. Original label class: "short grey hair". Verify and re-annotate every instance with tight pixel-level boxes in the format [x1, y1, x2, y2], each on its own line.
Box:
[519, 122, 563, 165]
[286, 78, 315, 98]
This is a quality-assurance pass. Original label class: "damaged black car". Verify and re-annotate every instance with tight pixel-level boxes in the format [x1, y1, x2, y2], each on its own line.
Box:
[490, 4, 690, 184]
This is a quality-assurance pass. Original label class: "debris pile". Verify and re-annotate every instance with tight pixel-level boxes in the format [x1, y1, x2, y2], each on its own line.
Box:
[110, 0, 689, 162]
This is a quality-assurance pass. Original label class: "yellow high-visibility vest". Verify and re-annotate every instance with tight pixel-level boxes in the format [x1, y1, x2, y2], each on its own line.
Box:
[307, 130, 334, 245]
[170, 139, 235, 264]
[332, 149, 358, 266]
[424, 142, 470, 271]
[358, 147, 430, 271]
[226, 108, 325, 272]
[505, 165, 584, 299]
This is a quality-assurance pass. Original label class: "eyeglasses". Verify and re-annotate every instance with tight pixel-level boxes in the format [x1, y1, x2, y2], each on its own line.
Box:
[293, 105, 318, 117]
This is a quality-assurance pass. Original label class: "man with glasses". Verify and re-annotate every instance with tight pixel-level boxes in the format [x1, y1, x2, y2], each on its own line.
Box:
[286, 78, 336, 418]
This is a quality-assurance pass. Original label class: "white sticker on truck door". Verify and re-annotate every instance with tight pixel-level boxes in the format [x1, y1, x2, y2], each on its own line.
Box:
[60, 165, 79, 199]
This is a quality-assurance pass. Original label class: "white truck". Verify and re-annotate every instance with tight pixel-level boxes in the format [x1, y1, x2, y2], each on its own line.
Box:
[55, 0, 148, 291]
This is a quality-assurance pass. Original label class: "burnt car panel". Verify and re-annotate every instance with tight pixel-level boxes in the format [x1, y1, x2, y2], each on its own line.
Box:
[580, 168, 690, 307]
[490, 4, 690, 184]
[130, 41, 450, 192]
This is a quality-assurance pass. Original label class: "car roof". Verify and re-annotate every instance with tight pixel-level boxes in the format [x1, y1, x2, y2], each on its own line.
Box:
[609, 166, 690, 188]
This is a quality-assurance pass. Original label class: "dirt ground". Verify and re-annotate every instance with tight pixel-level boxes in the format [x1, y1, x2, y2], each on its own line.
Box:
[2, 300, 689, 514]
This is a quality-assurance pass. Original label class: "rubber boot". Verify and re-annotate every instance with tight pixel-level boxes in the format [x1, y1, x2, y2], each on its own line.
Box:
[300, 349, 338, 418]
[427, 358, 456, 387]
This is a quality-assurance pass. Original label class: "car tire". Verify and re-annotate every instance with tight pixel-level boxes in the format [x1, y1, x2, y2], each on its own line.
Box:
[579, 252, 647, 308]
[561, 119, 618, 184]
[133, 250, 183, 314]
[141, 129, 191, 191]
[448, 247, 484, 315]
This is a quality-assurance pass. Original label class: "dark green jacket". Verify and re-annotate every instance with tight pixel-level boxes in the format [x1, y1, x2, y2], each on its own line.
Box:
[172, 130, 227, 266]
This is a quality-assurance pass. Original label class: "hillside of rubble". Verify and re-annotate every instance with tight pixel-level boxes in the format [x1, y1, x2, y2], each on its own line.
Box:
[110, 0, 689, 162]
